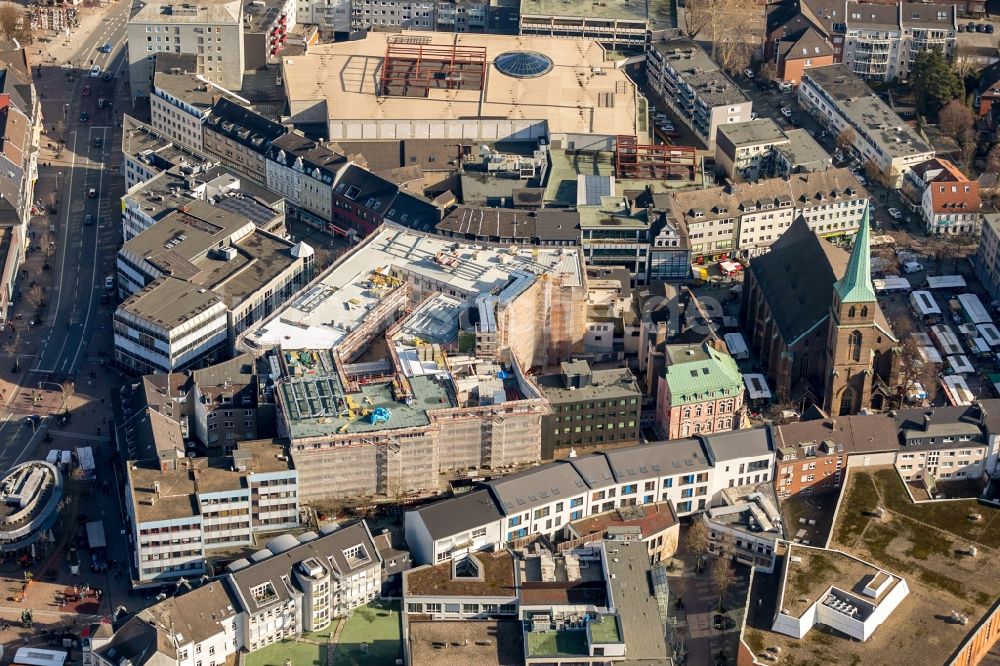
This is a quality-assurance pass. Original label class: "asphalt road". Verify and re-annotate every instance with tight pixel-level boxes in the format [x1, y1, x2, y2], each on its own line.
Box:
[0, 4, 130, 472]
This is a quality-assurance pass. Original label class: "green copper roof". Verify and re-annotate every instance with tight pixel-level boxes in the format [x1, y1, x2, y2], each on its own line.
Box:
[664, 343, 744, 407]
[834, 203, 877, 304]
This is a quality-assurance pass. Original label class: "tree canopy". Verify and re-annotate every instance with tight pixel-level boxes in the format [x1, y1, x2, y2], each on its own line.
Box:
[912, 49, 965, 120]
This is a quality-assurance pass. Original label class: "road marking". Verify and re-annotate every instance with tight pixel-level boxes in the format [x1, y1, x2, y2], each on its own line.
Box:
[48, 430, 110, 441]
[9, 417, 51, 467]
[67, 125, 109, 376]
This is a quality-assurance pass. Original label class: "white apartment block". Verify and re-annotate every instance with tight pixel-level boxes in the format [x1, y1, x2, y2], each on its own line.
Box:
[843, 2, 956, 81]
[226, 522, 382, 649]
[976, 214, 1000, 305]
[295, 0, 487, 36]
[404, 428, 775, 565]
[670, 168, 868, 260]
[647, 37, 753, 148]
[127, 0, 245, 100]
[798, 65, 934, 188]
[125, 443, 298, 586]
[264, 132, 349, 227]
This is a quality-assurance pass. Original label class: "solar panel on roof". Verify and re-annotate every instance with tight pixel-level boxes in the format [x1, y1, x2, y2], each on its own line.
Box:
[640, 465, 648, 473]
[504, 502, 514, 509]
[528, 494, 537, 501]
[603, 472, 613, 480]
[574, 480, 584, 488]
[651, 464, 662, 472]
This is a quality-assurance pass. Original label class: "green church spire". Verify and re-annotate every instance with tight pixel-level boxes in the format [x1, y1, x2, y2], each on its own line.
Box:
[834, 203, 877, 304]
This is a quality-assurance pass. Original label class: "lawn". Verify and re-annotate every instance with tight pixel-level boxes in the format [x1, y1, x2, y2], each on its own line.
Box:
[246, 639, 326, 666]
[332, 600, 402, 666]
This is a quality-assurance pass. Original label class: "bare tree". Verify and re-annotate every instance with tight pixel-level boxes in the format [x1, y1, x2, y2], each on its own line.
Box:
[26, 284, 45, 314]
[711, 554, 737, 610]
[2, 328, 20, 373]
[684, 0, 760, 75]
[959, 126, 976, 170]
[686, 519, 710, 567]
[952, 43, 980, 83]
[0, 3, 19, 41]
[836, 127, 857, 154]
[759, 61, 778, 82]
[987, 143, 1000, 175]
[938, 99, 975, 142]
[892, 325, 938, 407]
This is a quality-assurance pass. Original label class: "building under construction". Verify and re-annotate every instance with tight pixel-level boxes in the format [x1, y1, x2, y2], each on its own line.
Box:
[239, 225, 588, 501]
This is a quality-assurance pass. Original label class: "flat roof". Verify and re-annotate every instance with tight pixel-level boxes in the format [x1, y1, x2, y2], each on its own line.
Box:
[282, 33, 638, 137]
[520, 0, 648, 21]
[535, 366, 641, 404]
[153, 53, 216, 111]
[780, 543, 901, 620]
[650, 37, 749, 107]
[245, 225, 582, 350]
[117, 275, 226, 329]
[717, 118, 787, 147]
[801, 66, 933, 158]
[404, 551, 516, 597]
[130, 0, 241, 25]
[605, 540, 669, 661]
[407, 621, 522, 666]
[777, 129, 832, 169]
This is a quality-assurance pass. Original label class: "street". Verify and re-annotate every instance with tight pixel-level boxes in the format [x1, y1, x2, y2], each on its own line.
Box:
[0, 0, 134, 635]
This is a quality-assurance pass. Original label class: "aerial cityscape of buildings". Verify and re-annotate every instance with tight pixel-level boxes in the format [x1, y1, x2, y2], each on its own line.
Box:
[1, 0, 1000, 664]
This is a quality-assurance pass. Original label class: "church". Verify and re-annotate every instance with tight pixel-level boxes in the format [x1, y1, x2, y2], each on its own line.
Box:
[741, 206, 900, 415]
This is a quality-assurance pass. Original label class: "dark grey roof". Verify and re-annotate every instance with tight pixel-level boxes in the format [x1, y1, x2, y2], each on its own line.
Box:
[95, 616, 166, 665]
[227, 521, 380, 613]
[704, 426, 774, 462]
[384, 191, 440, 232]
[437, 206, 580, 243]
[977, 399, 1000, 435]
[486, 462, 588, 515]
[412, 489, 502, 540]
[204, 98, 286, 153]
[602, 438, 711, 481]
[333, 165, 398, 214]
[267, 132, 348, 185]
[568, 454, 616, 489]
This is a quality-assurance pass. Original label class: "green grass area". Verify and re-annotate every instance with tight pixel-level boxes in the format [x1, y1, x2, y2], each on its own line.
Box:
[832, 471, 880, 546]
[790, 554, 841, 598]
[525, 630, 589, 657]
[871, 469, 1000, 549]
[588, 616, 622, 643]
[332, 601, 402, 666]
[246, 640, 326, 666]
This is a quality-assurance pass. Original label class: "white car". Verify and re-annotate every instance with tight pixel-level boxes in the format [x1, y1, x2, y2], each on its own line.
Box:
[902, 261, 924, 274]
[780, 107, 793, 118]
[744, 69, 754, 78]
[888, 208, 903, 219]
[89, 65, 102, 77]
[778, 82, 794, 92]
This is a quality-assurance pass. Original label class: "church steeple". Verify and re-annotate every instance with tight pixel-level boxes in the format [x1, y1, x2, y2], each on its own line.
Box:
[834, 203, 876, 304]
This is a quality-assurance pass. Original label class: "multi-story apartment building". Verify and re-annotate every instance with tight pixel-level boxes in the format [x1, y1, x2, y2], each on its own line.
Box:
[113, 200, 311, 374]
[843, 2, 956, 81]
[535, 360, 642, 459]
[328, 164, 439, 238]
[566, 501, 680, 564]
[295, 0, 509, 37]
[94, 522, 382, 662]
[646, 37, 753, 148]
[124, 441, 298, 586]
[975, 214, 1000, 304]
[577, 195, 653, 285]
[518, 0, 649, 49]
[798, 65, 935, 187]
[715, 119, 833, 182]
[227, 522, 381, 647]
[901, 157, 981, 235]
[669, 167, 868, 260]
[243, 0, 297, 69]
[0, 46, 41, 323]
[773, 414, 900, 498]
[127, 0, 245, 100]
[894, 406, 989, 482]
[202, 99, 288, 185]
[657, 342, 746, 439]
[121, 114, 214, 191]
[150, 53, 220, 153]
[702, 483, 784, 572]
[404, 427, 776, 564]
[265, 132, 350, 230]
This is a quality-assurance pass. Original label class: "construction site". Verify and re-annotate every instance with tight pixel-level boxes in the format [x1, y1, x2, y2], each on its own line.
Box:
[239, 226, 589, 502]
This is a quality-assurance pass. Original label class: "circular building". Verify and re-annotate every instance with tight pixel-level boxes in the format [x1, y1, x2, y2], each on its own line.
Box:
[0, 460, 64, 554]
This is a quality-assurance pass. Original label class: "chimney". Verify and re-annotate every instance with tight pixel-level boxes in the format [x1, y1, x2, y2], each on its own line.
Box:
[923, 412, 932, 431]
[828, 417, 836, 430]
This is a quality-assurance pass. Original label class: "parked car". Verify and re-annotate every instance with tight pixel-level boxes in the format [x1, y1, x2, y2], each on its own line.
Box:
[105, 276, 114, 290]
[94, 136, 103, 149]
[967, 22, 977, 30]
[778, 81, 793, 92]
[902, 261, 924, 274]
[888, 207, 903, 219]
[986, 24, 994, 33]
[958, 24, 966, 32]
[977, 23, 987, 32]
[780, 107, 793, 118]
[750, 111, 759, 120]
[744, 69, 754, 78]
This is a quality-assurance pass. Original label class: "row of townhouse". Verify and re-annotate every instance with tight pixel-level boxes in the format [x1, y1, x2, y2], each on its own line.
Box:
[797, 64, 935, 188]
[772, 402, 1000, 500]
[667, 167, 869, 261]
[89, 521, 411, 666]
[405, 427, 775, 565]
[146, 55, 443, 242]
